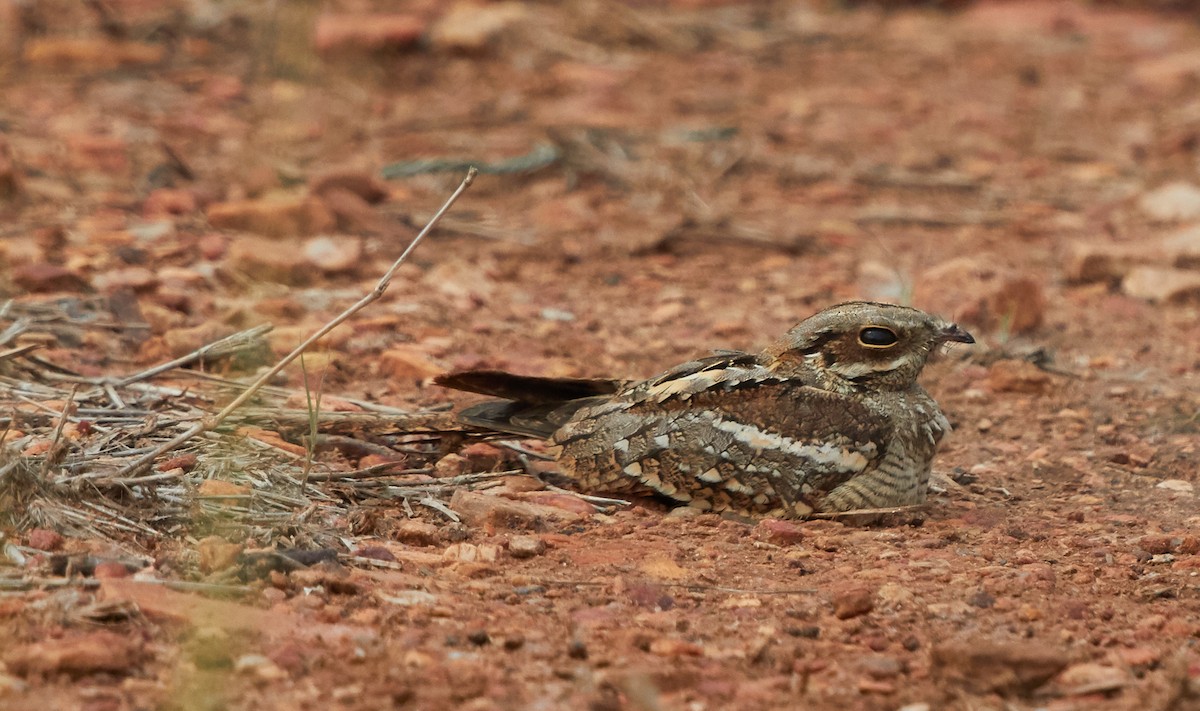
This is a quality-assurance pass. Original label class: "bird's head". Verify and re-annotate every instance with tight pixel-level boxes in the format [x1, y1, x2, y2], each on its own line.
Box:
[767, 301, 974, 390]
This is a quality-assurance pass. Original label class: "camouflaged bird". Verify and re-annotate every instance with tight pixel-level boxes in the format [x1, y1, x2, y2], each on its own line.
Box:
[435, 301, 974, 517]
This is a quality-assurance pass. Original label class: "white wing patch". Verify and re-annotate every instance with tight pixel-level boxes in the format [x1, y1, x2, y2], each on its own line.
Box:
[645, 371, 720, 401]
[711, 418, 872, 472]
[642, 366, 771, 403]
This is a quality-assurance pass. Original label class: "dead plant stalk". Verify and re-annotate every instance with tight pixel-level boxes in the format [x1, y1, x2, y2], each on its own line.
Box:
[114, 168, 478, 479]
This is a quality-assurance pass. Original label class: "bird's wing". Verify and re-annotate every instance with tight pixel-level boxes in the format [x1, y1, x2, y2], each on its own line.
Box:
[434, 353, 757, 439]
[434, 370, 626, 404]
[616, 350, 765, 403]
[433, 370, 630, 438]
[554, 373, 891, 516]
[452, 398, 608, 439]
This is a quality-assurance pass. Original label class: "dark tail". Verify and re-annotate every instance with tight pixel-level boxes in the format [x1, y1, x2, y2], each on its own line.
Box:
[434, 370, 624, 438]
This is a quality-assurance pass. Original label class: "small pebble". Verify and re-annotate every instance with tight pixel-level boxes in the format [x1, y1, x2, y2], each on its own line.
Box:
[234, 654, 288, 681]
[1138, 535, 1175, 555]
[833, 588, 875, 620]
[540, 308, 576, 322]
[567, 639, 588, 660]
[502, 635, 525, 651]
[857, 678, 895, 694]
[1156, 479, 1194, 493]
[467, 630, 491, 646]
[394, 520, 441, 547]
[92, 561, 131, 579]
[26, 529, 65, 551]
[508, 535, 546, 559]
[967, 590, 995, 608]
[861, 655, 903, 679]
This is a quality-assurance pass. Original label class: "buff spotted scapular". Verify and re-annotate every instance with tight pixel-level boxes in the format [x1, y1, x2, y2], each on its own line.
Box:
[435, 301, 974, 518]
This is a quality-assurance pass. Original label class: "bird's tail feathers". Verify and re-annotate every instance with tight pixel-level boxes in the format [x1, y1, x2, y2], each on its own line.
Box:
[434, 370, 623, 404]
[436, 370, 621, 438]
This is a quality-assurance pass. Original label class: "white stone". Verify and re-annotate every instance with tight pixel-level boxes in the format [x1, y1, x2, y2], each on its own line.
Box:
[1140, 182, 1200, 221]
[1156, 479, 1194, 493]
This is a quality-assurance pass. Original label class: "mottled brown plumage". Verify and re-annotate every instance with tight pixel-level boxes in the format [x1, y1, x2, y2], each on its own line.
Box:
[436, 301, 973, 517]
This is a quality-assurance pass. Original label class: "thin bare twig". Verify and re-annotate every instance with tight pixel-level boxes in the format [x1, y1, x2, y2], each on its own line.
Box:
[0, 344, 40, 362]
[115, 325, 273, 386]
[302, 465, 433, 482]
[496, 440, 554, 461]
[0, 576, 254, 596]
[419, 495, 460, 521]
[40, 384, 79, 478]
[93, 470, 183, 487]
[299, 353, 328, 489]
[535, 579, 817, 596]
[543, 482, 630, 508]
[114, 168, 477, 479]
[344, 555, 405, 571]
[0, 316, 30, 347]
[806, 503, 927, 520]
[161, 580, 255, 595]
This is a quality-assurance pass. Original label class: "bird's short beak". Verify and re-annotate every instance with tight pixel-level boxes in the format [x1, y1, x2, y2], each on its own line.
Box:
[940, 323, 975, 344]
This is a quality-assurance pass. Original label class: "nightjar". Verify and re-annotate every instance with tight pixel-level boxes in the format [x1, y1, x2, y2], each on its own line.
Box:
[435, 301, 974, 517]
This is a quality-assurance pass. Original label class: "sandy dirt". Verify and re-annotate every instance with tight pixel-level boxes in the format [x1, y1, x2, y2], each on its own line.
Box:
[1, 1, 1199, 710]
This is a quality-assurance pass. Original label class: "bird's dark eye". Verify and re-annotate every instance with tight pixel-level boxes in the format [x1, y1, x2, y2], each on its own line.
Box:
[858, 326, 898, 348]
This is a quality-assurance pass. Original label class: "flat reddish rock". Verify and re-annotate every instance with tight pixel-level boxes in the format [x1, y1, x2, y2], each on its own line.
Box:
[912, 258, 1045, 334]
[25, 529, 64, 551]
[309, 170, 389, 204]
[143, 188, 198, 217]
[833, 587, 876, 619]
[986, 360, 1053, 395]
[450, 489, 581, 530]
[12, 263, 89, 293]
[515, 491, 597, 516]
[23, 38, 165, 69]
[207, 196, 335, 238]
[394, 520, 442, 547]
[459, 442, 506, 468]
[1131, 49, 1200, 94]
[428, 2, 527, 52]
[378, 346, 444, 382]
[314, 14, 425, 53]
[158, 453, 198, 472]
[932, 640, 1068, 697]
[4, 631, 138, 677]
[225, 236, 312, 285]
[197, 535, 244, 574]
[92, 560, 132, 579]
[968, 276, 1046, 335]
[753, 518, 806, 545]
[1064, 242, 1156, 283]
[320, 187, 389, 234]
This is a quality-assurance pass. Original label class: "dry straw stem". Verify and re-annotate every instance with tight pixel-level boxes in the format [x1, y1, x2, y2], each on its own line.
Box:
[114, 167, 478, 479]
[115, 324, 275, 386]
